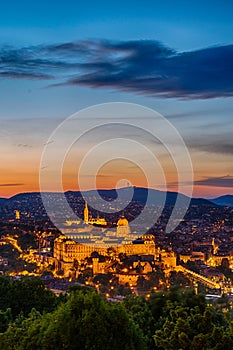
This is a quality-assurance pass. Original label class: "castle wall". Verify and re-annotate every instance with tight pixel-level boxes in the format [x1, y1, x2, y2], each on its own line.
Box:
[54, 236, 157, 274]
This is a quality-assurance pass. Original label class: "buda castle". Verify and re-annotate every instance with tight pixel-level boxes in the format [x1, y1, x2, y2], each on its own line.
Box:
[54, 202, 158, 274]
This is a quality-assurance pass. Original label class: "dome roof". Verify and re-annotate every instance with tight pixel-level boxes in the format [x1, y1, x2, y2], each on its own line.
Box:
[117, 216, 129, 226]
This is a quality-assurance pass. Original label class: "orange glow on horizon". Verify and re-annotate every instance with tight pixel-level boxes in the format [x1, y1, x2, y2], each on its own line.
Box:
[1, 151, 232, 199]
[1, 176, 232, 200]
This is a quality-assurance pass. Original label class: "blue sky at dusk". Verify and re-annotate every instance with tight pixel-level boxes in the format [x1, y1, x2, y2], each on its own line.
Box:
[0, 0, 233, 198]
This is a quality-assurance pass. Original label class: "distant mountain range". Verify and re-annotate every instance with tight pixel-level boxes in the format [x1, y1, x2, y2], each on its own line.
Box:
[210, 195, 233, 207]
[80, 187, 215, 207]
[0, 187, 217, 212]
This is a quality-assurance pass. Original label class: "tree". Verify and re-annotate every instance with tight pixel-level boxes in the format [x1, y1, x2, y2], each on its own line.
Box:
[0, 308, 12, 333]
[0, 276, 57, 318]
[124, 295, 154, 349]
[0, 290, 146, 350]
[154, 304, 233, 350]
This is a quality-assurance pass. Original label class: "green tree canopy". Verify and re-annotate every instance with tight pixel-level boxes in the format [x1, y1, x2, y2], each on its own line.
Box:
[0, 290, 146, 350]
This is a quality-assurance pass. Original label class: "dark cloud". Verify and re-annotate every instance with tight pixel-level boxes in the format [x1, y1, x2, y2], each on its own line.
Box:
[0, 71, 52, 79]
[0, 40, 233, 98]
[188, 136, 233, 156]
[196, 143, 233, 155]
[170, 175, 233, 188]
[194, 175, 233, 188]
[0, 183, 24, 187]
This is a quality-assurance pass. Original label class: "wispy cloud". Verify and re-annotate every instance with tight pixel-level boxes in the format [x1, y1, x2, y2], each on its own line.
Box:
[194, 175, 233, 188]
[79, 174, 113, 178]
[0, 183, 24, 187]
[188, 134, 233, 156]
[17, 143, 32, 148]
[0, 40, 233, 99]
[0, 71, 51, 79]
[169, 175, 233, 188]
[194, 142, 233, 156]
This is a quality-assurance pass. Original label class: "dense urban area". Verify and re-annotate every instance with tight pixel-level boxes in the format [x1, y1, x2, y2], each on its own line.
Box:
[0, 188, 232, 349]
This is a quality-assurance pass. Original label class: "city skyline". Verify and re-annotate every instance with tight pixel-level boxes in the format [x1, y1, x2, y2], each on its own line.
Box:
[0, 1, 233, 198]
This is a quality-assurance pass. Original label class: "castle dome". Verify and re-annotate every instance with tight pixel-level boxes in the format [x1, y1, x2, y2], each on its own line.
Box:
[117, 216, 129, 227]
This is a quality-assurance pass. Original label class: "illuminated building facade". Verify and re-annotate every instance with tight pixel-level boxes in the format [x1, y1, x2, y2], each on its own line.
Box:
[116, 215, 130, 236]
[83, 202, 107, 226]
[53, 203, 159, 275]
[84, 201, 89, 224]
[54, 234, 157, 275]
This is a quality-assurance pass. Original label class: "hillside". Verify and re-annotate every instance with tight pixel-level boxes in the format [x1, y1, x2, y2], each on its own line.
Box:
[210, 195, 233, 207]
[0, 187, 217, 217]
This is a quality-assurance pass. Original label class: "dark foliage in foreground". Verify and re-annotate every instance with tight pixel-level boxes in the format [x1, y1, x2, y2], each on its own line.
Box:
[0, 277, 232, 350]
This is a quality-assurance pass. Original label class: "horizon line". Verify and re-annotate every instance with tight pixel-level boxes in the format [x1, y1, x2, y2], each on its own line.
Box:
[0, 186, 229, 200]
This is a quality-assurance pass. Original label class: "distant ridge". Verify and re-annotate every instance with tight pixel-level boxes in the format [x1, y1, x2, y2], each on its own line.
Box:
[80, 187, 215, 207]
[0, 187, 217, 209]
[210, 195, 233, 207]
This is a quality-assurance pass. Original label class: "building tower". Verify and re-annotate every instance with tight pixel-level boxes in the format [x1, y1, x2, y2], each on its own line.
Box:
[212, 237, 218, 255]
[117, 214, 130, 237]
[92, 257, 100, 275]
[15, 210, 20, 220]
[84, 202, 89, 224]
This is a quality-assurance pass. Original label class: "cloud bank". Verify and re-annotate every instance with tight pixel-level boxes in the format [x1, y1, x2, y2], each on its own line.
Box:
[194, 175, 233, 188]
[0, 40, 232, 99]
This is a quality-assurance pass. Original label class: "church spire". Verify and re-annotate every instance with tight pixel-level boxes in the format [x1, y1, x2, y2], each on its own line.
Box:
[84, 201, 89, 224]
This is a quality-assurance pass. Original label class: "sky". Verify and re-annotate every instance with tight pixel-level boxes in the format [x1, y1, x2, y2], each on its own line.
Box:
[0, 0, 233, 198]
